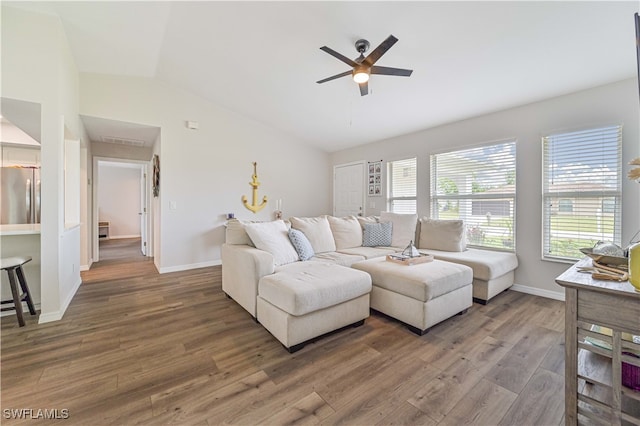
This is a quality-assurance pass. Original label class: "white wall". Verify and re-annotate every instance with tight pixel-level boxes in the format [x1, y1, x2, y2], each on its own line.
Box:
[98, 163, 141, 238]
[331, 78, 640, 299]
[80, 74, 332, 272]
[2, 6, 82, 322]
[1, 122, 39, 145]
[0, 235, 41, 308]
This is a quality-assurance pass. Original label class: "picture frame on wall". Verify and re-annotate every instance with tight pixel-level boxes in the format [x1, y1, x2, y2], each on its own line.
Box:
[368, 160, 382, 197]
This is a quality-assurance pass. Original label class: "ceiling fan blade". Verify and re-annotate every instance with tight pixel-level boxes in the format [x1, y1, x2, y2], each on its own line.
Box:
[316, 70, 352, 84]
[359, 82, 369, 96]
[371, 66, 413, 77]
[319, 46, 358, 67]
[363, 35, 398, 66]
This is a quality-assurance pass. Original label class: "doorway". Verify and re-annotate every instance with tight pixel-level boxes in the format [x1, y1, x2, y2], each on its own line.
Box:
[333, 161, 366, 217]
[92, 157, 151, 264]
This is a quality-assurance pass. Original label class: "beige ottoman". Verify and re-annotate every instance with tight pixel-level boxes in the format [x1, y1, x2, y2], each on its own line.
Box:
[352, 257, 473, 335]
[257, 262, 372, 352]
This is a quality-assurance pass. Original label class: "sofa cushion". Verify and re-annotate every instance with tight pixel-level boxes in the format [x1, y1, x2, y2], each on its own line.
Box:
[261, 262, 372, 316]
[244, 220, 299, 266]
[337, 246, 397, 259]
[288, 229, 315, 261]
[225, 218, 256, 246]
[418, 247, 518, 281]
[328, 216, 363, 249]
[226, 218, 292, 247]
[419, 218, 466, 252]
[309, 251, 365, 267]
[290, 216, 337, 254]
[357, 215, 378, 229]
[363, 222, 393, 247]
[380, 212, 418, 248]
[352, 257, 472, 302]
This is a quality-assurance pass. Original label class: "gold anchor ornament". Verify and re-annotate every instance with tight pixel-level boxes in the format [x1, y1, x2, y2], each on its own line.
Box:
[242, 162, 268, 213]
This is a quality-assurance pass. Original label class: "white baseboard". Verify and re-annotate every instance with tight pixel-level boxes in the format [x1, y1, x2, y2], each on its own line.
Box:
[159, 259, 222, 274]
[511, 283, 565, 302]
[38, 276, 82, 324]
[37, 310, 63, 323]
[80, 260, 92, 272]
[109, 234, 141, 240]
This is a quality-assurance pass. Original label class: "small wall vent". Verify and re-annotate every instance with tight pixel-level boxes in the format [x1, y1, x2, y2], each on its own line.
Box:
[102, 136, 146, 147]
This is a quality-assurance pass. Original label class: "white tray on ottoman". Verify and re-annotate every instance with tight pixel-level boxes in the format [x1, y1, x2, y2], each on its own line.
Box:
[352, 257, 473, 335]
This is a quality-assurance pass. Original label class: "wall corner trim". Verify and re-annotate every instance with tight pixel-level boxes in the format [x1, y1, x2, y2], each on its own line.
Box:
[38, 311, 63, 324]
[39, 277, 83, 324]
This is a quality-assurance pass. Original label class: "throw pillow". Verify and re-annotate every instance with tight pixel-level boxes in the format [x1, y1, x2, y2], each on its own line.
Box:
[244, 220, 299, 266]
[363, 222, 393, 247]
[379, 211, 418, 248]
[328, 216, 363, 249]
[418, 218, 466, 252]
[289, 216, 337, 253]
[288, 229, 315, 261]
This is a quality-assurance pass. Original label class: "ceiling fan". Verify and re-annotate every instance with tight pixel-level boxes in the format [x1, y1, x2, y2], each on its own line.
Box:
[316, 35, 413, 96]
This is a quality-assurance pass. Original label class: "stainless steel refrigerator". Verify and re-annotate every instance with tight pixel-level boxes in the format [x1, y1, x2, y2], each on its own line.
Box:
[1, 167, 41, 224]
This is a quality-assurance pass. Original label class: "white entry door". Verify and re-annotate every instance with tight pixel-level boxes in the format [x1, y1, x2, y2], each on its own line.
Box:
[334, 162, 365, 217]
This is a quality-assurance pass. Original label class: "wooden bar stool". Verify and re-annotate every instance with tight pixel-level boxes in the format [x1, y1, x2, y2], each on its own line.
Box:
[1, 256, 37, 327]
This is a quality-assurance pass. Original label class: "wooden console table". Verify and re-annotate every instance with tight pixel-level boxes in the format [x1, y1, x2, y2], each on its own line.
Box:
[556, 257, 640, 425]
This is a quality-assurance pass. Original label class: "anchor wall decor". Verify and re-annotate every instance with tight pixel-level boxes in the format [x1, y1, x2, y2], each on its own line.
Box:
[242, 162, 268, 213]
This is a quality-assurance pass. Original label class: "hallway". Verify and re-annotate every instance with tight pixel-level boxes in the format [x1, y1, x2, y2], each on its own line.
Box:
[82, 238, 156, 284]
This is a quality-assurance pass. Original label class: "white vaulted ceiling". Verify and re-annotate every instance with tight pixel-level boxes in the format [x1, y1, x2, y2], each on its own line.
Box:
[6, 1, 639, 152]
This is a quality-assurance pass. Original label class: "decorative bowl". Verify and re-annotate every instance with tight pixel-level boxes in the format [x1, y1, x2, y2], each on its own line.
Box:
[579, 248, 628, 267]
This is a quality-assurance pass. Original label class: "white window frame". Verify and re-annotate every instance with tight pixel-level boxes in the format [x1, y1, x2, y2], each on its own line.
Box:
[541, 125, 622, 262]
[430, 139, 517, 252]
[387, 157, 417, 214]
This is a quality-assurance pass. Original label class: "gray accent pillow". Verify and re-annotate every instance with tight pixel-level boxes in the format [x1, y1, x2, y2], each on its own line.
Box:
[288, 229, 315, 261]
[418, 218, 466, 252]
[363, 222, 393, 247]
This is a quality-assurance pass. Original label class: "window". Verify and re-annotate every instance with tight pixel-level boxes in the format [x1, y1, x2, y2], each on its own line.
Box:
[542, 125, 622, 261]
[558, 199, 574, 213]
[430, 141, 516, 251]
[387, 158, 417, 213]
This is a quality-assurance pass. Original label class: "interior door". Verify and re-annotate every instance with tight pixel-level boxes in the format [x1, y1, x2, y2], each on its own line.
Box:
[140, 166, 148, 256]
[334, 162, 365, 217]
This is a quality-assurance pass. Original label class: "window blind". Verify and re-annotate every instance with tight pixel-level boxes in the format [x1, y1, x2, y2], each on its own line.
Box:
[542, 125, 622, 261]
[430, 141, 516, 251]
[387, 158, 417, 214]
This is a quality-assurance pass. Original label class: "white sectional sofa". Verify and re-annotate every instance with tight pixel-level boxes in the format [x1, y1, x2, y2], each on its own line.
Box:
[221, 213, 518, 351]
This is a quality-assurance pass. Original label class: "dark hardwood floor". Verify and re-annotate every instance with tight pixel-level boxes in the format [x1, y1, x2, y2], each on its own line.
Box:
[1, 250, 569, 425]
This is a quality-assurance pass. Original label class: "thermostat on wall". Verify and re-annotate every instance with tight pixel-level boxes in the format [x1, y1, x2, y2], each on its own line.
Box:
[186, 120, 199, 130]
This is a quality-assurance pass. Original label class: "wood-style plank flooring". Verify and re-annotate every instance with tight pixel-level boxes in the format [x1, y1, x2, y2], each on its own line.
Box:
[1, 241, 568, 425]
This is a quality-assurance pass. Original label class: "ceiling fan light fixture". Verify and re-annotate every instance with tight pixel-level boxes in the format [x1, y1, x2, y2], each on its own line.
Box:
[353, 68, 370, 83]
[317, 35, 411, 96]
